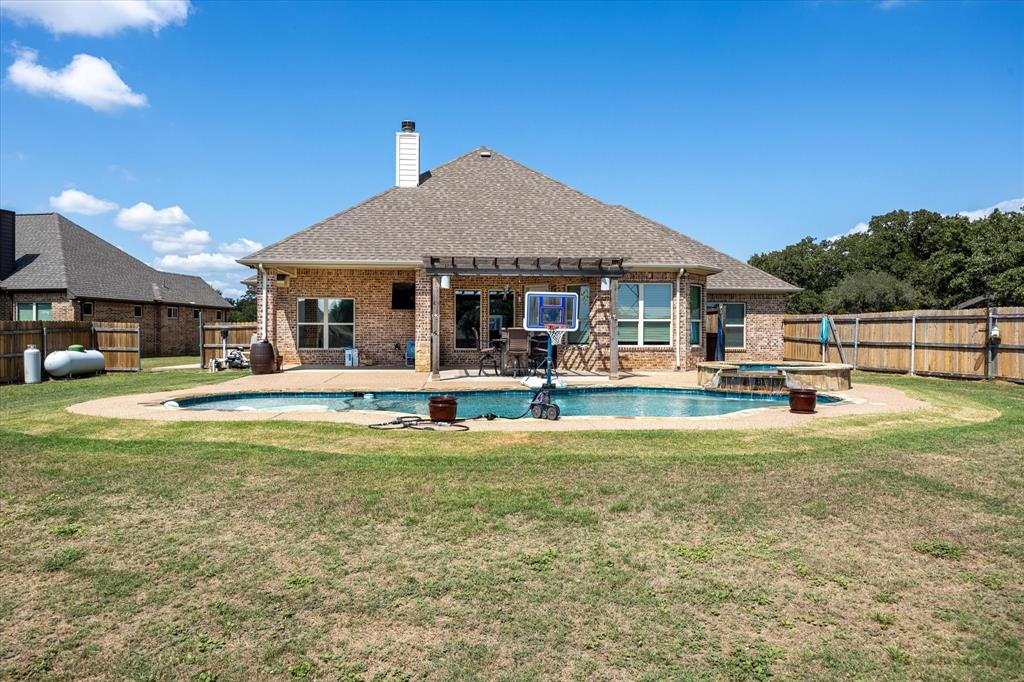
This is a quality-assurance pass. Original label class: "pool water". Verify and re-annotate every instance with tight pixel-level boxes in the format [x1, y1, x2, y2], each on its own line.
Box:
[735, 364, 815, 373]
[171, 388, 838, 419]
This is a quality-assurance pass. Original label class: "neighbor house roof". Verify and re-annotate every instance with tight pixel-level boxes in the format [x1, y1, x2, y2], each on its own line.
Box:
[1, 213, 231, 308]
[241, 148, 798, 293]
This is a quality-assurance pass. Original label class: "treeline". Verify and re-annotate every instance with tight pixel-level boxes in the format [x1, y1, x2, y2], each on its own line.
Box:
[749, 208, 1024, 314]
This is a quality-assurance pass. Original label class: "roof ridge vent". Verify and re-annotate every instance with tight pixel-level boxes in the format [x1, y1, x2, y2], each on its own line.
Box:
[479, 150, 492, 158]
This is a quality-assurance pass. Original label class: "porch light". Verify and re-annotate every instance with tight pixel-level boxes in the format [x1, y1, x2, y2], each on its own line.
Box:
[600, 277, 611, 291]
[440, 275, 451, 289]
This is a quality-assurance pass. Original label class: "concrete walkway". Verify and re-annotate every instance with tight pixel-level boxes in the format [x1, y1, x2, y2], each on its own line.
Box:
[67, 367, 929, 431]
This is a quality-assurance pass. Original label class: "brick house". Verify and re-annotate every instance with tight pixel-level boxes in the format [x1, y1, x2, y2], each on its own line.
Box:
[0, 210, 231, 356]
[240, 122, 798, 376]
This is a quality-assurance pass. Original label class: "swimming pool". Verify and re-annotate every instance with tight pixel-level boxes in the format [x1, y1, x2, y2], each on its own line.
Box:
[169, 387, 839, 419]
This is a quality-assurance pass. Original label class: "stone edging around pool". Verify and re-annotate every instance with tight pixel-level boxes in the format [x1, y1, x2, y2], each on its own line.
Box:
[66, 382, 929, 432]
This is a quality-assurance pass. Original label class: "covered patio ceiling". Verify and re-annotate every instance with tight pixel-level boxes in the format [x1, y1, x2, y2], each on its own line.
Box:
[422, 255, 627, 278]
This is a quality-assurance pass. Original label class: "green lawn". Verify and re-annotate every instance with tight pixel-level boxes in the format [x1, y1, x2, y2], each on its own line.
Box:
[141, 355, 201, 371]
[1, 371, 1021, 680]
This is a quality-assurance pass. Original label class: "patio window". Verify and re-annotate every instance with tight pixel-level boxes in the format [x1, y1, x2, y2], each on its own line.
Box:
[689, 284, 702, 345]
[455, 290, 481, 349]
[708, 302, 746, 349]
[567, 284, 590, 344]
[16, 302, 52, 321]
[488, 290, 515, 341]
[297, 298, 355, 349]
[617, 283, 672, 346]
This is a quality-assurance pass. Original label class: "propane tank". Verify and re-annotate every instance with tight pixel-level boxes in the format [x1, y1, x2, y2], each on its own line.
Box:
[24, 344, 42, 384]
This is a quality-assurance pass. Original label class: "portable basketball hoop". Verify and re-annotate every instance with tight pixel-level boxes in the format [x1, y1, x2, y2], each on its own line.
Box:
[524, 292, 579, 392]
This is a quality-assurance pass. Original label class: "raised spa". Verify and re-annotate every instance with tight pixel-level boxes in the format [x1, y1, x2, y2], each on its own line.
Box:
[697, 361, 853, 392]
[169, 387, 840, 419]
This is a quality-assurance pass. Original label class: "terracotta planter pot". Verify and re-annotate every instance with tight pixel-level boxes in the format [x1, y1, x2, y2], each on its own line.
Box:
[428, 396, 458, 422]
[789, 387, 817, 414]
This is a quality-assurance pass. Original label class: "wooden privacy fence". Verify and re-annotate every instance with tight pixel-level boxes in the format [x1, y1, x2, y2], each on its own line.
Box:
[200, 318, 257, 369]
[0, 321, 141, 383]
[783, 307, 1024, 383]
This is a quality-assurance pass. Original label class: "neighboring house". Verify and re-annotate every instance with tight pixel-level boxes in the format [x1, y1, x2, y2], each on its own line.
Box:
[240, 122, 799, 375]
[0, 210, 231, 357]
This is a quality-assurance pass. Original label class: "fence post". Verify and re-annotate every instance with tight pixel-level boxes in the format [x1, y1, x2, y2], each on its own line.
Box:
[42, 326, 48, 359]
[853, 317, 860, 369]
[987, 308, 997, 379]
[909, 314, 917, 376]
[199, 311, 205, 369]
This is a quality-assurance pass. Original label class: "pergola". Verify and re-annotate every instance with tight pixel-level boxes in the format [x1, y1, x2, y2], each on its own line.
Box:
[422, 255, 630, 379]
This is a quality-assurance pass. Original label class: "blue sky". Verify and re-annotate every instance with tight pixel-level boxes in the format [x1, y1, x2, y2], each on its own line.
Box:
[1, 0, 1022, 298]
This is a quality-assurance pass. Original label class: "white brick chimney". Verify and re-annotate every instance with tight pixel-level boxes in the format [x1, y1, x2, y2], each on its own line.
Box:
[395, 120, 420, 188]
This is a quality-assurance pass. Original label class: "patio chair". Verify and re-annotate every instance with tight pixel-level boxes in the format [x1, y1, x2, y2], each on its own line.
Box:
[478, 331, 500, 376]
[505, 327, 530, 377]
[404, 341, 415, 367]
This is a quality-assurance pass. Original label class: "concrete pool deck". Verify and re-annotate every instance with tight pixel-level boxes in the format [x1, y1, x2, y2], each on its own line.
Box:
[66, 367, 929, 431]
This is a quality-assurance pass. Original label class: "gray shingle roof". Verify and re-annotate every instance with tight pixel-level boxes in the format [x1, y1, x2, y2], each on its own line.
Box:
[242, 148, 798, 292]
[1, 213, 231, 308]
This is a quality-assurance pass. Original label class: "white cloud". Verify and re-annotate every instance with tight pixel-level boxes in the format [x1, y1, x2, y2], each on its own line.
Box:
[150, 228, 211, 254]
[827, 221, 869, 242]
[49, 188, 118, 215]
[7, 48, 147, 112]
[1, 0, 190, 36]
[218, 238, 264, 257]
[153, 252, 242, 272]
[115, 202, 192, 230]
[958, 198, 1024, 221]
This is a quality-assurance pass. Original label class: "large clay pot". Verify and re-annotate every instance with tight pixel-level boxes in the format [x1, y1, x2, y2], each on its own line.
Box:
[428, 395, 458, 422]
[250, 340, 276, 375]
[789, 387, 817, 414]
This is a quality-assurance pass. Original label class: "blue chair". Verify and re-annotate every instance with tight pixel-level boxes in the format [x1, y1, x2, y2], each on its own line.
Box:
[405, 341, 415, 367]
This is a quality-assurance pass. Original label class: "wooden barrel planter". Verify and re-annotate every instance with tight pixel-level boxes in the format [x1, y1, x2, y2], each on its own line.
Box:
[428, 395, 458, 422]
[789, 387, 817, 414]
[250, 340, 276, 375]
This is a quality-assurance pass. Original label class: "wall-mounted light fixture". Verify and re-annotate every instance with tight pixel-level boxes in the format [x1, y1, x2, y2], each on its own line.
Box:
[600, 277, 611, 291]
[440, 275, 451, 289]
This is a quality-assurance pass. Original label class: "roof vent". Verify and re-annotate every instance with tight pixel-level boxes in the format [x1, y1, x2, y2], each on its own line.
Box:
[479, 150, 492, 158]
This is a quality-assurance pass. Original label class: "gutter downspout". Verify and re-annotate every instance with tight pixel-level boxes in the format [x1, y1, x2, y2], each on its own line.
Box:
[675, 269, 685, 371]
[259, 264, 268, 341]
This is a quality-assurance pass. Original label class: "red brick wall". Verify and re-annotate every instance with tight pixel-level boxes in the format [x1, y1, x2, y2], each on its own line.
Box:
[270, 268, 417, 367]
[704, 292, 785, 362]
[7, 292, 76, 321]
[264, 268, 785, 371]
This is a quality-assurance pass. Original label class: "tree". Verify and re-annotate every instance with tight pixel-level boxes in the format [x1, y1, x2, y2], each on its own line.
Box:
[227, 287, 257, 322]
[748, 207, 1024, 312]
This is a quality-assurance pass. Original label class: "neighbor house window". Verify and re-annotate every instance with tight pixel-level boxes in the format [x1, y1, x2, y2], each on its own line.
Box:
[617, 283, 672, 346]
[391, 282, 415, 310]
[167, 307, 178, 319]
[297, 298, 354, 349]
[689, 284, 702, 346]
[82, 301, 94, 317]
[16, 302, 52, 321]
[193, 308, 201, 320]
[487, 290, 515, 341]
[709, 302, 746, 349]
[216, 310, 223, 321]
[567, 284, 590, 344]
[455, 290, 481, 349]
[133, 305, 143, 318]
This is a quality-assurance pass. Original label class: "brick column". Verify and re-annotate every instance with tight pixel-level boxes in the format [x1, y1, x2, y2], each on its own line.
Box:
[414, 270, 433, 373]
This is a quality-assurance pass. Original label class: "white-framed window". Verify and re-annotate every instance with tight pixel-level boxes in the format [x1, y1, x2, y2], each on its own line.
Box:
[82, 301, 94, 317]
[567, 284, 590, 344]
[15, 302, 52, 321]
[617, 283, 672, 346]
[216, 310, 223, 321]
[192, 308, 201, 320]
[167, 306, 179, 319]
[297, 298, 355, 349]
[688, 284, 702, 346]
[454, 290, 481, 350]
[709, 302, 746, 349]
[133, 305, 143, 318]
